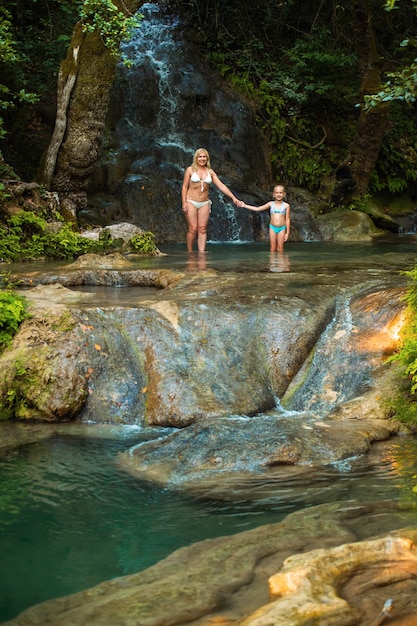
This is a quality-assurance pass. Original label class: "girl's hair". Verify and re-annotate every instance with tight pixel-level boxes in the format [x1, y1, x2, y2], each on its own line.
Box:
[192, 148, 211, 171]
[273, 184, 286, 196]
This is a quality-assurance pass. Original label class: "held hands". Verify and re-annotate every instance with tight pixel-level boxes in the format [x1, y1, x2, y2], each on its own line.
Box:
[233, 198, 245, 208]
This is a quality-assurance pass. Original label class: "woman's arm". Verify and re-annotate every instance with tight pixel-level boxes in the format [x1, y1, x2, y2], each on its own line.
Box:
[211, 170, 241, 206]
[181, 167, 192, 212]
[241, 201, 271, 212]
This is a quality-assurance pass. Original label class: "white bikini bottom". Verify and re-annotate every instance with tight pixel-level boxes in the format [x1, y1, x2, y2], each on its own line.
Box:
[187, 199, 212, 210]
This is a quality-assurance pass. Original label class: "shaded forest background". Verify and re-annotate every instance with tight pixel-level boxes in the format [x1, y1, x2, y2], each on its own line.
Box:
[0, 0, 416, 219]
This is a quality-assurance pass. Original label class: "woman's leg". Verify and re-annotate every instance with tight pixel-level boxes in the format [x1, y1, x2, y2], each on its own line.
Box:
[185, 204, 198, 252]
[196, 203, 211, 252]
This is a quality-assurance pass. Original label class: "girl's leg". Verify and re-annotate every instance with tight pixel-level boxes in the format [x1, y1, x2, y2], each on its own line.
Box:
[277, 229, 286, 252]
[196, 203, 211, 252]
[269, 229, 278, 252]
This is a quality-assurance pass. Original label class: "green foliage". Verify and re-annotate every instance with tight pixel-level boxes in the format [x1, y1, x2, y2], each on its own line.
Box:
[0, 1, 81, 177]
[0, 6, 18, 63]
[282, 30, 358, 111]
[0, 290, 29, 351]
[364, 2, 417, 108]
[0, 211, 112, 262]
[0, 6, 39, 140]
[80, 0, 142, 56]
[168, 0, 417, 192]
[130, 231, 158, 254]
[0, 180, 11, 202]
[369, 105, 417, 194]
[389, 264, 417, 424]
[364, 59, 417, 109]
[206, 20, 358, 189]
[387, 378, 417, 425]
[345, 194, 373, 213]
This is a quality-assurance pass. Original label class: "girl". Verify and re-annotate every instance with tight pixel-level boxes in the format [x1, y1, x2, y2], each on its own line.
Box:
[242, 184, 290, 252]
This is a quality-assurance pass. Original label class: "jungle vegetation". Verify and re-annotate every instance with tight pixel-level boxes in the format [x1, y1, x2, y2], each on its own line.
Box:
[165, 0, 417, 204]
[0, 0, 416, 206]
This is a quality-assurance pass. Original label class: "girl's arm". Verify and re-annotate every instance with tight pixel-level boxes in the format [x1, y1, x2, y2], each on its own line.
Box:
[211, 170, 241, 206]
[284, 203, 291, 240]
[241, 201, 271, 212]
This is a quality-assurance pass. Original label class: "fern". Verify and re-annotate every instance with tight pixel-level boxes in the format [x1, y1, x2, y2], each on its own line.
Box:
[0, 290, 29, 351]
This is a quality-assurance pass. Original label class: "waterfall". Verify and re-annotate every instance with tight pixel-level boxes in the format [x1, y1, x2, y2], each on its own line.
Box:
[88, 3, 271, 243]
[121, 4, 185, 153]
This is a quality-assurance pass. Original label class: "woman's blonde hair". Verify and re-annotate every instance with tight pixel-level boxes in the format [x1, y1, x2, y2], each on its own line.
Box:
[192, 148, 211, 171]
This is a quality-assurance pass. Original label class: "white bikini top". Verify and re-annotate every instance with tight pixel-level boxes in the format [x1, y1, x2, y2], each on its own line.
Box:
[190, 170, 212, 184]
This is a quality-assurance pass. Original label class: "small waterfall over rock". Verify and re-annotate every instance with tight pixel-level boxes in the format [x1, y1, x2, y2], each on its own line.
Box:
[86, 3, 272, 243]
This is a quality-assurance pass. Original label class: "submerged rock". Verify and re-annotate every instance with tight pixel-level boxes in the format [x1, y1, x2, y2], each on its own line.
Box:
[0, 266, 407, 459]
[4, 501, 417, 626]
[117, 406, 402, 494]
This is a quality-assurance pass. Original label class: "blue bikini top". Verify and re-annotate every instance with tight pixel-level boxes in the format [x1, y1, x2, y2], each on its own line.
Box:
[191, 170, 212, 184]
[270, 201, 286, 215]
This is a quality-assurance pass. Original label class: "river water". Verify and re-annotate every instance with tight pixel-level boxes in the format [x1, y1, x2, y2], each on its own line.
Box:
[1, 239, 417, 623]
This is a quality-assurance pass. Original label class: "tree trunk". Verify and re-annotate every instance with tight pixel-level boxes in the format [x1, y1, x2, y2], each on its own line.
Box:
[349, 0, 390, 198]
[38, 1, 143, 224]
[37, 24, 85, 191]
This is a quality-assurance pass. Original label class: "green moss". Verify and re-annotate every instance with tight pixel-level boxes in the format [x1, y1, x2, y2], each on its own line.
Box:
[51, 310, 77, 332]
[388, 266, 417, 426]
[0, 355, 34, 420]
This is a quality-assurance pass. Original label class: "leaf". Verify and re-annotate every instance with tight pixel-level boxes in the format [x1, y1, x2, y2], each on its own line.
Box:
[94, 344, 102, 351]
[80, 323, 94, 332]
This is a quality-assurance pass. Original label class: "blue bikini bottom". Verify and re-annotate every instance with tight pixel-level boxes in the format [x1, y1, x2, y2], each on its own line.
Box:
[269, 224, 286, 234]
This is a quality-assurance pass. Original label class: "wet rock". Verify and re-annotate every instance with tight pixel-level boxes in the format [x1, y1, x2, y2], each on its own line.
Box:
[316, 209, 383, 241]
[87, 5, 271, 244]
[4, 501, 417, 626]
[244, 531, 417, 626]
[79, 222, 144, 243]
[117, 410, 401, 492]
[66, 252, 134, 268]
[0, 267, 407, 437]
[0, 291, 88, 421]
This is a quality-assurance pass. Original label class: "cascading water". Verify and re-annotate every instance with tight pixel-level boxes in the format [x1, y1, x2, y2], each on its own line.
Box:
[88, 3, 272, 243]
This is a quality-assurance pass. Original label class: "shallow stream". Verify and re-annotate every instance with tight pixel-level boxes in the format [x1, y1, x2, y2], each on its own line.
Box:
[1, 239, 417, 623]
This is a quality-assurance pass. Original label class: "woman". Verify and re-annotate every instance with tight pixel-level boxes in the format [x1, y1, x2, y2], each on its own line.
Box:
[181, 148, 241, 252]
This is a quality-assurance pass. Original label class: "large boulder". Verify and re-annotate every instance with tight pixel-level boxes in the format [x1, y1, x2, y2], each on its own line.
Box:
[315, 209, 383, 241]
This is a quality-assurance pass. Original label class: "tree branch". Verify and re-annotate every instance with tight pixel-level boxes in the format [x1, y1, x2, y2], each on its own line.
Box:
[284, 126, 327, 150]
